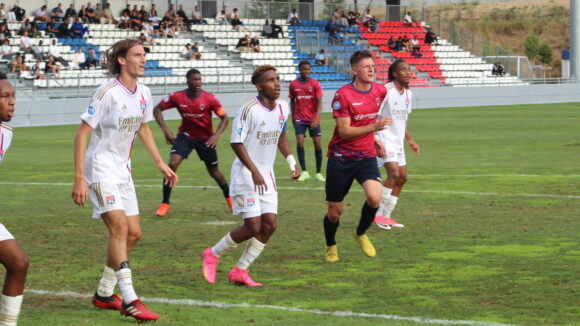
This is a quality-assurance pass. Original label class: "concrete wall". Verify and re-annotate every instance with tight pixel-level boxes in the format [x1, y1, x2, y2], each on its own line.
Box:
[10, 83, 580, 128]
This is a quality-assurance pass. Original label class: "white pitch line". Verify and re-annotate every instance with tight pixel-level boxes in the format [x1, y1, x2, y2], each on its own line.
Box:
[201, 221, 237, 225]
[25, 289, 515, 326]
[0, 182, 578, 200]
[276, 174, 580, 179]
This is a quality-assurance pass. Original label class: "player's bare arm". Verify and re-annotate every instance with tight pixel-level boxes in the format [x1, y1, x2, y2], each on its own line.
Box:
[405, 128, 419, 155]
[374, 135, 386, 158]
[335, 116, 392, 140]
[205, 111, 228, 148]
[138, 123, 178, 187]
[231, 142, 266, 194]
[310, 96, 322, 128]
[153, 103, 175, 145]
[72, 121, 92, 206]
[277, 130, 301, 180]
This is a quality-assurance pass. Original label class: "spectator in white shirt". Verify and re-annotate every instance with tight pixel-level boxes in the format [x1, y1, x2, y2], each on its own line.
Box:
[215, 10, 228, 25]
[1, 39, 14, 60]
[287, 8, 300, 26]
[362, 9, 372, 23]
[403, 11, 415, 27]
[34, 5, 49, 22]
[191, 5, 207, 24]
[73, 47, 86, 69]
[48, 39, 69, 67]
[0, 3, 7, 21]
[19, 31, 32, 53]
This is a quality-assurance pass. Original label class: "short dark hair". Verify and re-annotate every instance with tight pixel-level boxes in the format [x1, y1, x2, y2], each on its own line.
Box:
[298, 60, 311, 68]
[186, 68, 201, 79]
[349, 50, 373, 67]
[0, 72, 7, 80]
[251, 65, 276, 85]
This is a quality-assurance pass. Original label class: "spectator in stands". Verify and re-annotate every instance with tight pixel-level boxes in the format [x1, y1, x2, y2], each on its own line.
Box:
[130, 6, 144, 30]
[222, 5, 231, 22]
[270, 19, 284, 38]
[10, 53, 28, 73]
[160, 21, 177, 38]
[10, 5, 25, 22]
[142, 21, 158, 40]
[492, 62, 505, 76]
[32, 40, 46, 60]
[119, 12, 131, 29]
[44, 55, 61, 76]
[348, 11, 357, 27]
[84, 48, 98, 69]
[288, 8, 300, 26]
[31, 60, 46, 79]
[236, 34, 251, 53]
[93, 4, 105, 23]
[411, 46, 422, 58]
[262, 19, 272, 37]
[366, 16, 379, 33]
[424, 27, 438, 45]
[78, 5, 88, 23]
[34, 5, 49, 23]
[387, 36, 396, 50]
[166, 5, 184, 32]
[1, 39, 13, 60]
[325, 18, 339, 42]
[394, 36, 404, 51]
[73, 47, 86, 68]
[315, 49, 328, 66]
[410, 36, 419, 52]
[48, 39, 69, 68]
[18, 17, 32, 36]
[231, 8, 245, 32]
[19, 30, 32, 53]
[332, 9, 341, 23]
[57, 17, 69, 37]
[0, 24, 11, 41]
[401, 35, 410, 51]
[0, 4, 6, 21]
[51, 3, 64, 23]
[191, 5, 207, 25]
[362, 9, 372, 24]
[403, 11, 416, 27]
[45, 17, 60, 38]
[71, 18, 89, 38]
[250, 35, 261, 52]
[340, 10, 349, 27]
[139, 5, 149, 21]
[190, 42, 202, 60]
[149, 4, 159, 22]
[86, 2, 99, 24]
[121, 4, 130, 17]
[103, 3, 118, 24]
[65, 4, 77, 24]
[216, 10, 228, 25]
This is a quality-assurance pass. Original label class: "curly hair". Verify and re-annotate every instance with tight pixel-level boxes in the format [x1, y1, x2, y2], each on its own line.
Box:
[103, 38, 143, 76]
[186, 68, 201, 79]
[251, 65, 277, 85]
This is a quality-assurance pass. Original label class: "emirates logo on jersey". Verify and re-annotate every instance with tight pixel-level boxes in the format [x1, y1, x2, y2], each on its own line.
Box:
[199, 104, 205, 111]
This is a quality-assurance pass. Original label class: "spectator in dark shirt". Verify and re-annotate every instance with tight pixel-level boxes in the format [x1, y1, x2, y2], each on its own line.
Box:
[250, 35, 261, 52]
[44, 55, 61, 76]
[236, 34, 251, 52]
[78, 5, 88, 23]
[65, 4, 77, 24]
[0, 24, 11, 40]
[11, 5, 25, 22]
[270, 19, 284, 38]
[424, 28, 438, 45]
[51, 3, 64, 23]
[139, 5, 149, 21]
[394, 36, 404, 51]
[492, 62, 505, 76]
[121, 5, 130, 17]
[71, 18, 89, 38]
[84, 48, 99, 68]
[388, 36, 396, 50]
[347, 11, 357, 27]
[86, 2, 99, 23]
[411, 46, 422, 58]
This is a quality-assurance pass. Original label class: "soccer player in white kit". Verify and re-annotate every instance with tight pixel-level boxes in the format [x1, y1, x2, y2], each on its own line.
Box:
[201, 65, 300, 286]
[375, 60, 420, 230]
[72, 39, 177, 322]
[0, 73, 29, 326]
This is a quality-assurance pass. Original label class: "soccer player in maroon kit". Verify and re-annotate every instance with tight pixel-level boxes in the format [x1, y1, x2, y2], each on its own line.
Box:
[289, 60, 324, 182]
[323, 50, 392, 262]
[154, 69, 231, 217]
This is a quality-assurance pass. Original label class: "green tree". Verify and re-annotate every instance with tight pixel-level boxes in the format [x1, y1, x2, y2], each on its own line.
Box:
[524, 33, 540, 60]
[538, 43, 553, 64]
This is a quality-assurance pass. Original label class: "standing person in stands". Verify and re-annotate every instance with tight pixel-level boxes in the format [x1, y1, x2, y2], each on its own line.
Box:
[153, 69, 232, 217]
[403, 11, 416, 27]
[322, 50, 391, 263]
[289, 60, 325, 182]
[72, 38, 177, 322]
[374, 59, 420, 230]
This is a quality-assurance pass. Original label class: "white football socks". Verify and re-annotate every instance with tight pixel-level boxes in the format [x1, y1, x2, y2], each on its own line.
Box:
[384, 195, 399, 218]
[97, 266, 117, 297]
[0, 294, 23, 326]
[236, 237, 266, 270]
[211, 232, 238, 258]
[377, 187, 393, 217]
[116, 268, 138, 304]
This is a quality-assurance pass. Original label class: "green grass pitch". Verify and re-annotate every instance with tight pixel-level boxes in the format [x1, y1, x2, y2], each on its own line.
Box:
[1, 102, 579, 325]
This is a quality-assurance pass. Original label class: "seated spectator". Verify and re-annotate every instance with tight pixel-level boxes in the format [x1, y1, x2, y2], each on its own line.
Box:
[410, 36, 419, 51]
[64, 4, 77, 24]
[165, 5, 184, 32]
[339, 10, 349, 27]
[149, 4, 160, 23]
[387, 36, 396, 50]
[84, 48, 98, 68]
[1, 39, 14, 60]
[51, 3, 64, 23]
[10, 5, 26, 22]
[191, 5, 207, 25]
[94, 4, 105, 23]
[142, 21, 158, 40]
[411, 46, 422, 58]
[366, 16, 379, 33]
[71, 18, 89, 38]
[86, 2, 99, 24]
[424, 27, 438, 45]
[78, 5, 88, 23]
[325, 18, 339, 42]
[191, 42, 202, 60]
[48, 39, 69, 68]
[236, 35, 251, 53]
[270, 19, 284, 38]
[73, 48, 86, 68]
[231, 8, 245, 32]
[10, 53, 28, 73]
[121, 4, 131, 17]
[250, 35, 261, 52]
[34, 5, 49, 23]
[33, 40, 46, 60]
[19, 30, 33, 53]
[215, 10, 228, 25]
[57, 18, 70, 37]
[403, 11, 416, 27]
[160, 21, 176, 38]
[394, 36, 404, 51]
[31, 60, 46, 79]
[288, 9, 300, 26]
[44, 55, 61, 76]
[492, 62, 505, 76]
[332, 9, 342, 25]
[315, 49, 328, 66]
[401, 35, 410, 51]
[103, 3, 118, 24]
[118, 12, 131, 29]
[262, 19, 272, 37]
[362, 9, 372, 24]
[0, 4, 7, 21]
[130, 6, 144, 30]
[139, 5, 149, 22]
[18, 17, 32, 36]
[347, 11, 357, 27]
[0, 24, 12, 41]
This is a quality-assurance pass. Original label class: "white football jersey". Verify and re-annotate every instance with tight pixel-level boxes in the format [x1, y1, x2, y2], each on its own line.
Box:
[0, 122, 13, 164]
[80, 79, 154, 184]
[230, 97, 289, 195]
[377, 82, 413, 153]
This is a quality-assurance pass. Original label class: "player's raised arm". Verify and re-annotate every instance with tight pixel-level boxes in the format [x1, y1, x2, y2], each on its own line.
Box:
[72, 122, 92, 206]
[153, 103, 175, 145]
[138, 122, 178, 187]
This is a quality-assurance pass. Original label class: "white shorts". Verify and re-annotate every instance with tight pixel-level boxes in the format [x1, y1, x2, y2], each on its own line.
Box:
[377, 148, 406, 167]
[88, 182, 139, 219]
[233, 192, 278, 219]
[0, 223, 15, 242]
